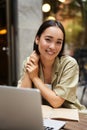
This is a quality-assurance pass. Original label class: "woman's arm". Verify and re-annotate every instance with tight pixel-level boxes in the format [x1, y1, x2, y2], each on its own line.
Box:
[26, 52, 65, 108]
[18, 51, 39, 88]
[32, 77, 65, 108]
[19, 71, 32, 88]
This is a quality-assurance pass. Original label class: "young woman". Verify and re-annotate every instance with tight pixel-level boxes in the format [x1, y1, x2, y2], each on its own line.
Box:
[18, 20, 86, 110]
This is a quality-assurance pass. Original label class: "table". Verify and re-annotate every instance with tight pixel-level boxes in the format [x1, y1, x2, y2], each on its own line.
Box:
[62, 113, 87, 130]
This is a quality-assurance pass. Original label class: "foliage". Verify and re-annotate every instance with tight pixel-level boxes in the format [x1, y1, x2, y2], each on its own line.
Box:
[43, 0, 87, 47]
[65, 18, 84, 45]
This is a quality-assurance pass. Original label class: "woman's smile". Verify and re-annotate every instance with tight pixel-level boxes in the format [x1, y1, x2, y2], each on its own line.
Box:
[45, 49, 55, 55]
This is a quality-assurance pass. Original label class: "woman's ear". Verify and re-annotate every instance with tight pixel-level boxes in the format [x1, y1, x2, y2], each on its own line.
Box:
[35, 36, 39, 45]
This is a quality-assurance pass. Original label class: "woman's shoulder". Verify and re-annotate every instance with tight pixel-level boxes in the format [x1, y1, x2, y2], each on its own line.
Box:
[60, 55, 78, 65]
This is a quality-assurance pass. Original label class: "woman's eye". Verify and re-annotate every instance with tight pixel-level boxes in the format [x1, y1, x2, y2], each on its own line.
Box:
[45, 38, 51, 42]
[56, 41, 62, 45]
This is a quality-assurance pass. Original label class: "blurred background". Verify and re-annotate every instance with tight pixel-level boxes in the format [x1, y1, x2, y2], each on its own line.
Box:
[0, 0, 87, 106]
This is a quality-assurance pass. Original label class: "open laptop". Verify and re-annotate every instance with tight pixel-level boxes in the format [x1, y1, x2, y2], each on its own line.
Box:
[0, 85, 65, 130]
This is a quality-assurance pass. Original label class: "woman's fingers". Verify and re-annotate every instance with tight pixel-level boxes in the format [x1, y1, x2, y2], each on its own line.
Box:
[29, 51, 39, 64]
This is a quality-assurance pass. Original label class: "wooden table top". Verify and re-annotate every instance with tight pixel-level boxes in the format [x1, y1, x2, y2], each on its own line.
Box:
[61, 113, 87, 130]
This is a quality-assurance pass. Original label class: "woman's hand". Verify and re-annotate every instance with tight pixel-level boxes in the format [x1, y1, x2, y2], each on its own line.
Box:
[26, 51, 39, 81]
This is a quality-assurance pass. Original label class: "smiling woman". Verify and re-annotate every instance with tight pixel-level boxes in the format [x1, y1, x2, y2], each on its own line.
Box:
[35, 26, 63, 61]
[18, 20, 86, 111]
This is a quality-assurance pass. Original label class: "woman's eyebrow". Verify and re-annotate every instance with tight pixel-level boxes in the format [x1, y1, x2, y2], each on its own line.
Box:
[45, 35, 53, 38]
[57, 38, 63, 41]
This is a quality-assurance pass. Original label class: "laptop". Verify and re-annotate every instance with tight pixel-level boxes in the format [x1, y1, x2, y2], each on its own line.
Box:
[0, 85, 66, 130]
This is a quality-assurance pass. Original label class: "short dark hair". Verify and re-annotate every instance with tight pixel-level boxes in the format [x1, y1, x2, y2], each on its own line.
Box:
[33, 20, 65, 57]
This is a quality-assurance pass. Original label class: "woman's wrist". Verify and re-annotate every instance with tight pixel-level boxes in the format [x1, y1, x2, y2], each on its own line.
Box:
[32, 76, 40, 83]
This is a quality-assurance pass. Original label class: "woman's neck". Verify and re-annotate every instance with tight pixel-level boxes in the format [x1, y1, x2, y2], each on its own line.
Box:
[40, 57, 54, 69]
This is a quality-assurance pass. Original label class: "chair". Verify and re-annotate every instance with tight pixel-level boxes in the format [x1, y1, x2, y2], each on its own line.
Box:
[74, 49, 87, 103]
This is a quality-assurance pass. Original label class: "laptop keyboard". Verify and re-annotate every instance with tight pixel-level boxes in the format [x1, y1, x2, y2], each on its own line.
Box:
[43, 118, 66, 130]
[44, 126, 54, 130]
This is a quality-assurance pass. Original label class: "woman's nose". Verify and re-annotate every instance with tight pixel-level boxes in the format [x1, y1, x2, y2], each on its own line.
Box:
[49, 43, 56, 49]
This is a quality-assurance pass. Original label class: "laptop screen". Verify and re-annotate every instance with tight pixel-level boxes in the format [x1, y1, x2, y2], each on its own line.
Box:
[0, 86, 44, 130]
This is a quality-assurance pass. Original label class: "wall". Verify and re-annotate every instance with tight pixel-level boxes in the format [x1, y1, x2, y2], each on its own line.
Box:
[17, 0, 42, 79]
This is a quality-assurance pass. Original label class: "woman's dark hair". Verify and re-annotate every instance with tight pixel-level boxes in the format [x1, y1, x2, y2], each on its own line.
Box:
[33, 19, 65, 57]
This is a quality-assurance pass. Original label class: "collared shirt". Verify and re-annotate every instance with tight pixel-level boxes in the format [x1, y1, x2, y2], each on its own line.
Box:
[18, 55, 86, 110]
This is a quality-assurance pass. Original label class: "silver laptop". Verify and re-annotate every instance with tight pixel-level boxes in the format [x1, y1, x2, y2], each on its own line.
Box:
[0, 85, 65, 130]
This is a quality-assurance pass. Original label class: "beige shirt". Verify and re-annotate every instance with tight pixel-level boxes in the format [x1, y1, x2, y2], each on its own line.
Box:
[18, 55, 86, 110]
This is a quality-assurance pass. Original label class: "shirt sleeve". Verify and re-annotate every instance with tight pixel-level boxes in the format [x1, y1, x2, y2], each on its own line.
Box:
[53, 57, 79, 103]
[17, 57, 29, 87]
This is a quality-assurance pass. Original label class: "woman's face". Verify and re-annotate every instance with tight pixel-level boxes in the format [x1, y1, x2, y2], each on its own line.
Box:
[35, 26, 63, 61]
